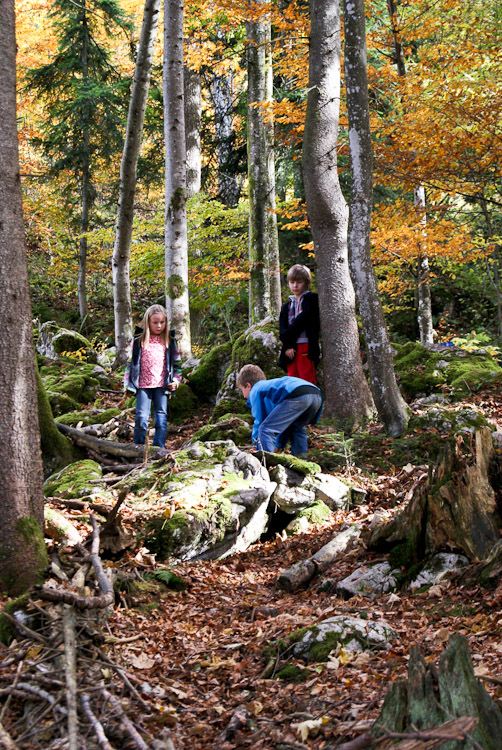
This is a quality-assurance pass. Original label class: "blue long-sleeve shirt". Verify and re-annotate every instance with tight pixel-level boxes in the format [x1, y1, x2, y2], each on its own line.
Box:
[246, 376, 323, 445]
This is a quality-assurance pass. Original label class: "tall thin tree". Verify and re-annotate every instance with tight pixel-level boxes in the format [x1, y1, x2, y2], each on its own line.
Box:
[303, 0, 374, 427]
[0, 0, 47, 594]
[112, 0, 162, 367]
[246, 2, 281, 322]
[343, 0, 409, 436]
[164, 0, 191, 356]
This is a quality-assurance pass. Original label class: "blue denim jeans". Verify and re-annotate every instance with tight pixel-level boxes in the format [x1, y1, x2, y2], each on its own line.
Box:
[133, 387, 168, 447]
[256, 392, 323, 457]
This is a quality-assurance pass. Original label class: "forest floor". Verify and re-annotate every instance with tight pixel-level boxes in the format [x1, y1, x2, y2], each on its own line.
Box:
[3, 385, 502, 749]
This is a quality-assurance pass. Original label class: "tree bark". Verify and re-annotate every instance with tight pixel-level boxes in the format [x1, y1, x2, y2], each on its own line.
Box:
[164, 0, 191, 356]
[302, 0, 374, 428]
[209, 59, 242, 206]
[78, 5, 90, 326]
[414, 185, 434, 345]
[246, 5, 281, 322]
[184, 64, 201, 198]
[112, 0, 162, 367]
[0, 0, 47, 594]
[343, 0, 409, 437]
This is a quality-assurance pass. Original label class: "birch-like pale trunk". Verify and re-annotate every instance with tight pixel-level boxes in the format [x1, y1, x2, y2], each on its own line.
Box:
[246, 5, 281, 322]
[414, 185, 434, 345]
[184, 64, 201, 198]
[112, 0, 161, 367]
[0, 0, 47, 593]
[164, 0, 190, 356]
[343, 0, 408, 436]
[303, 0, 374, 428]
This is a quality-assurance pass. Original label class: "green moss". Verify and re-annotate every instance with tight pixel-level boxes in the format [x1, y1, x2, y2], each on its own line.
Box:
[48, 392, 81, 417]
[262, 452, 321, 476]
[0, 518, 48, 596]
[145, 511, 194, 559]
[36, 365, 81, 476]
[168, 383, 199, 424]
[188, 342, 232, 402]
[44, 459, 103, 498]
[296, 500, 331, 525]
[166, 273, 186, 300]
[56, 408, 121, 426]
[276, 665, 309, 682]
[0, 594, 30, 644]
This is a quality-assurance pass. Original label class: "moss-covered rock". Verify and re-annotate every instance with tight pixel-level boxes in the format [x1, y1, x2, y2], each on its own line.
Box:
[44, 459, 104, 499]
[211, 317, 283, 421]
[295, 499, 331, 525]
[188, 342, 232, 403]
[40, 359, 103, 411]
[393, 341, 502, 399]
[37, 320, 98, 363]
[189, 415, 252, 446]
[36, 365, 81, 477]
[267, 616, 397, 665]
[119, 441, 275, 561]
[168, 383, 199, 424]
[56, 407, 122, 427]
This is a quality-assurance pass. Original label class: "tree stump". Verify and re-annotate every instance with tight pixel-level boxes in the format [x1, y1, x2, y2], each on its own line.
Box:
[374, 635, 502, 749]
[367, 428, 501, 565]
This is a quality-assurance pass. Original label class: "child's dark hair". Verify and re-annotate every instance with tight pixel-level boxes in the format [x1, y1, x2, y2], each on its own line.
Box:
[138, 304, 169, 348]
[237, 365, 266, 388]
[287, 264, 312, 288]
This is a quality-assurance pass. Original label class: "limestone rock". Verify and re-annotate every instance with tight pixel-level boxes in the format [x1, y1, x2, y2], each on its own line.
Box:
[336, 562, 399, 599]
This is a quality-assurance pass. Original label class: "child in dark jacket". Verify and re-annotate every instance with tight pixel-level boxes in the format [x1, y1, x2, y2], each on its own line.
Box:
[124, 304, 182, 447]
[278, 264, 320, 385]
[237, 364, 323, 457]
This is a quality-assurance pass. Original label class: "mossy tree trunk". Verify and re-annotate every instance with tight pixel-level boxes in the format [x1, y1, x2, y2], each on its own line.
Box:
[0, 6, 48, 594]
[37, 368, 81, 477]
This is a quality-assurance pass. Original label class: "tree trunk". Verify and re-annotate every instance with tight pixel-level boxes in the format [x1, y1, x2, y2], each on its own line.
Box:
[374, 636, 502, 750]
[367, 427, 501, 564]
[209, 62, 242, 207]
[415, 186, 434, 345]
[164, 0, 191, 357]
[78, 9, 90, 326]
[0, 1, 48, 594]
[343, 0, 409, 437]
[246, 7, 280, 322]
[112, 0, 162, 368]
[302, 0, 374, 428]
[184, 64, 201, 198]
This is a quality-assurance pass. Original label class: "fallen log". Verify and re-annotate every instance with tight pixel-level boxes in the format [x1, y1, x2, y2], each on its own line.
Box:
[56, 422, 173, 460]
[277, 525, 361, 592]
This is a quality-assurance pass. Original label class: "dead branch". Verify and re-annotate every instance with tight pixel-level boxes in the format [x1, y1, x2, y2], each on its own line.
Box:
[0, 611, 49, 645]
[80, 694, 113, 750]
[62, 606, 78, 750]
[219, 703, 252, 741]
[0, 720, 19, 750]
[101, 687, 149, 750]
[55, 422, 172, 460]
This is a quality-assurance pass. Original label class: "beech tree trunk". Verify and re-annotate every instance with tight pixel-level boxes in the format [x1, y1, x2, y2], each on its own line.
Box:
[164, 0, 191, 356]
[184, 64, 201, 198]
[112, 0, 161, 367]
[0, 1, 48, 594]
[209, 61, 242, 207]
[343, 0, 409, 437]
[414, 185, 434, 345]
[303, 0, 374, 427]
[246, 6, 281, 322]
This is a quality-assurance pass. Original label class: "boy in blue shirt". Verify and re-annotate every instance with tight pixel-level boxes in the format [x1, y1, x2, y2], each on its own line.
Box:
[237, 364, 323, 457]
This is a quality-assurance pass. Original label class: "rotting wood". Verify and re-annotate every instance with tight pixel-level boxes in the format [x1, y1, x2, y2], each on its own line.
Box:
[277, 525, 361, 592]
